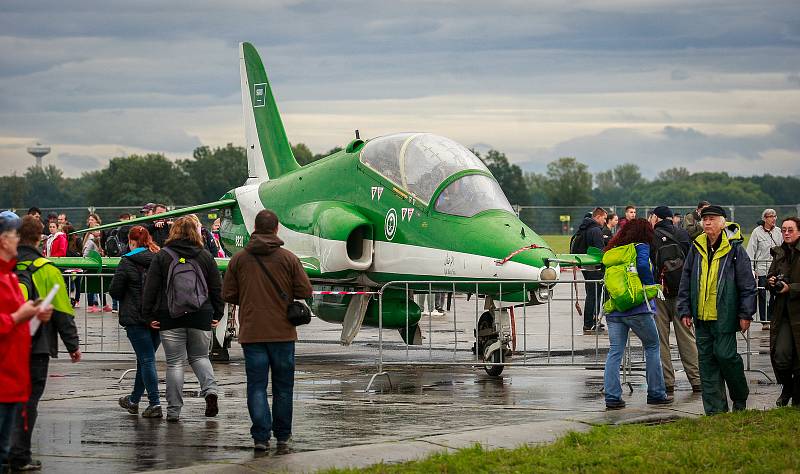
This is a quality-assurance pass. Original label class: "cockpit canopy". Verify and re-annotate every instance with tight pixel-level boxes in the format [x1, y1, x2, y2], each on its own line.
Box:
[360, 133, 491, 205]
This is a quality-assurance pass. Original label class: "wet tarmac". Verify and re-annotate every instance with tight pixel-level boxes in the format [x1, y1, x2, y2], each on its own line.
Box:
[31, 280, 780, 472]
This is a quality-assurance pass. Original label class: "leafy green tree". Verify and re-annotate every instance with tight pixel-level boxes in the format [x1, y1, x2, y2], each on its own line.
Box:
[23, 165, 70, 208]
[85, 154, 196, 206]
[180, 144, 247, 202]
[313, 146, 343, 162]
[291, 143, 314, 166]
[543, 157, 593, 206]
[524, 172, 550, 205]
[475, 149, 530, 206]
[656, 167, 691, 182]
[0, 174, 29, 208]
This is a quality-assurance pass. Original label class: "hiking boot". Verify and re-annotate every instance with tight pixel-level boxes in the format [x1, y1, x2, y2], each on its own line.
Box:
[118, 395, 139, 414]
[254, 440, 269, 451]
[647, 395, 674, 406]
[205, 393, 219, 417]
[606, 400, 626, 410]
[141, 405, 163, 418]
[11, 460, 42, 471]
[276, 439, 291, 455]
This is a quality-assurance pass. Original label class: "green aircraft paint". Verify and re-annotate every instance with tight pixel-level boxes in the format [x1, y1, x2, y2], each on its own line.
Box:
[51, 42, 603, 336]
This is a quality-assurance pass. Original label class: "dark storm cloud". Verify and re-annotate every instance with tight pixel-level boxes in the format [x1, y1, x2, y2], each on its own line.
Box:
[521, 122, 800, 175]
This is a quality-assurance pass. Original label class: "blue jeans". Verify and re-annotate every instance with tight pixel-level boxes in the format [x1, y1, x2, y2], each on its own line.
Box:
[0, 402, 21, 465]
[604, 312, 668, 404]
[242, 342, 295, 443]
[126, 326, 162, 406]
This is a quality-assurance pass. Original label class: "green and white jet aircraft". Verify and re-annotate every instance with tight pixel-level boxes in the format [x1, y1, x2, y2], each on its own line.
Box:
[52, 42, 601, 374]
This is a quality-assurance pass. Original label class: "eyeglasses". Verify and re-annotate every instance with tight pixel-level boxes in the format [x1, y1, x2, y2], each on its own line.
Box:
[781, 228, 797, 234]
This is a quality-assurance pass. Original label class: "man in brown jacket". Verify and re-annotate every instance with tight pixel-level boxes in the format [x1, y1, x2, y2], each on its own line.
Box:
[222, 209, 312, 452]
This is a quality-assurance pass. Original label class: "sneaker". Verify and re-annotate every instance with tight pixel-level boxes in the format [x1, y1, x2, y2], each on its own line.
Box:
[10, 460, 42, 471]
[583, 324, 606, 335]
[606, 400, 626, 410]
[141, 405, 163, 418]
[118, 395, 139, 414]
[761, 322, 770, 330]
[647, 395, 674, 406]
[205, 393, 219, 417]
[254, 440, 269, 451]
[102, 304, 113, 312]
[72, 301, 80, 308]
[429, 310, 444, 317]
[87, 305, 100, 313]
[166, 413, 180, 422]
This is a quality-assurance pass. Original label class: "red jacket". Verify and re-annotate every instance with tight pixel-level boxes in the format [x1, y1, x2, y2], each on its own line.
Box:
[0, 257, 31, 403]
[45, 232, 67, 257]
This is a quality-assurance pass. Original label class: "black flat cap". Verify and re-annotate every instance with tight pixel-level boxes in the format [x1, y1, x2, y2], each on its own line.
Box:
[700, 205, 727, 219]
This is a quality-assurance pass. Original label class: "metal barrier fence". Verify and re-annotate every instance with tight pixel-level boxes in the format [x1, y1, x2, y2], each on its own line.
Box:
[367, 270, 776, 390]
[61, 271, 134, 354]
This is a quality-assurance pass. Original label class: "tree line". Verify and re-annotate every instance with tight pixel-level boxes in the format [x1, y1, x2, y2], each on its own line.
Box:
[1, 144, 797, 209]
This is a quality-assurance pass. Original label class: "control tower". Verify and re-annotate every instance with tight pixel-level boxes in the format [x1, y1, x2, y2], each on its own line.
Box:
[27, 143, 51, 168]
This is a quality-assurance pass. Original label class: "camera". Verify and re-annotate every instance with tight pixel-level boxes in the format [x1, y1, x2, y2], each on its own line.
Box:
[769, 274, 788, 294]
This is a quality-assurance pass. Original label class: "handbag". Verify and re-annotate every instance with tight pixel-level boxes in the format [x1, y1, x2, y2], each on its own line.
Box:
[247, 250, 312, 326]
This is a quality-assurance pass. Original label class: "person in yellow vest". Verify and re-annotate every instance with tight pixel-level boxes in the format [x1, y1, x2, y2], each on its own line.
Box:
[677, 205, 756, 414]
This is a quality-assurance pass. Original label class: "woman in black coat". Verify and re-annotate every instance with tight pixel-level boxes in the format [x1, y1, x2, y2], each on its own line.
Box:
[109, 226, 163, 418]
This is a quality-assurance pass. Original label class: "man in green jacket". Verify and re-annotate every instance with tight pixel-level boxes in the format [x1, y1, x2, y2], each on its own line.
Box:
[677, 205, 756, 415]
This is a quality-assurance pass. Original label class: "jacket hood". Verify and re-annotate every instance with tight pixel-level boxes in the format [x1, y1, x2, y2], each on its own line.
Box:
[123, 247, 155, 267]
[165, 238, 203, 258]
[246, 232, 284, 255]
[578, 216, 600, 232]
[724, 222, 743, 242]
[654, 219, 675, 233]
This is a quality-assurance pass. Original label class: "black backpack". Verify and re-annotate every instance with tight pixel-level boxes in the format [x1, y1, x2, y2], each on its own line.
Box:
[570, 229, 588, 254]
[105, 229, 129, 257]
[654, 228, 686, 296]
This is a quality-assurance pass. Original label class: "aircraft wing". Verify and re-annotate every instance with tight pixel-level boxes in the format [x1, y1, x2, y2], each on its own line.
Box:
[551, 247, 603, 267]
[48, 251, 231, 273]
[71, 198, 237, 234]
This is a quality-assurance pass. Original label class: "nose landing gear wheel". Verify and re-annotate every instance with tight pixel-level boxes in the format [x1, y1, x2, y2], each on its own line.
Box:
[483, 340, 504, 376]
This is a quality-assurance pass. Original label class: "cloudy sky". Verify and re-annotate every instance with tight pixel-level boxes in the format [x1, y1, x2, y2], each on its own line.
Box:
[1, 0, 799, 178]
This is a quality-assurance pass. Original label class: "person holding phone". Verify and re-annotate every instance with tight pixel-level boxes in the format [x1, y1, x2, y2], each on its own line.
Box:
[0, 211, 52, 470]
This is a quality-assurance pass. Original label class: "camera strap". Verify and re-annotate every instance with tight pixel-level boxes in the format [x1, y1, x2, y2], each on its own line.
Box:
[245, 249, 290, 303]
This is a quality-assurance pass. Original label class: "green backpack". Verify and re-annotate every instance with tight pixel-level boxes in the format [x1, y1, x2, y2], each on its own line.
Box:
[602, 243, 660, 313]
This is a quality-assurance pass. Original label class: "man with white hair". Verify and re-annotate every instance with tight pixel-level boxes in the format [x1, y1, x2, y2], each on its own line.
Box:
[677, 205, 756, 415]
[746, 208, 782, 330]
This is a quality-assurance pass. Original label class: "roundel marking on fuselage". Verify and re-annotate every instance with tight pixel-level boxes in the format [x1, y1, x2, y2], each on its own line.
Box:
[385, 208, 397, 241]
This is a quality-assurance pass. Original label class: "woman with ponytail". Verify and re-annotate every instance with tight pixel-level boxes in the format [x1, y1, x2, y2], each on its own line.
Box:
[109, 226, 163, 418]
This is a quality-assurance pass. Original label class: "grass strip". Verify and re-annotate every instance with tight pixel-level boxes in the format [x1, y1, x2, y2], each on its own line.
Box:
[324, 408, 800, 473]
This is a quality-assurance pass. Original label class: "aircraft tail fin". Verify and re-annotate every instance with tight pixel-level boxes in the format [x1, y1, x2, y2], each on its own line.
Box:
[239, 42, 299, 182]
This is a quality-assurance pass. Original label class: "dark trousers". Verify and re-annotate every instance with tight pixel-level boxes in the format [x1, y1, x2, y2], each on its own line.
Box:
[756, 276, 774, 322]
[774, 314, 800, 372]
[242, 342, 295, 443]
[9, 355, 49, 467]
[0, 402, 22, 465]
[582, 269, 604, 329]
[695, 320, 749, 415]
